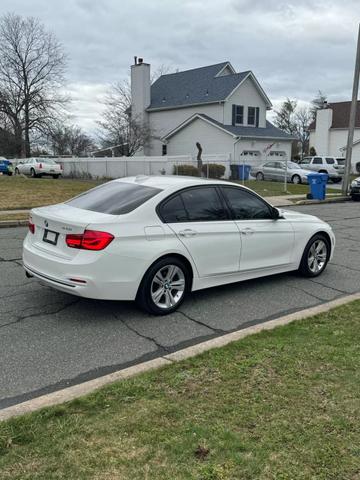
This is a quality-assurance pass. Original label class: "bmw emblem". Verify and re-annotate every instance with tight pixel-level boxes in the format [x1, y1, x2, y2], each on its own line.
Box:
[44, 220, 48, 227]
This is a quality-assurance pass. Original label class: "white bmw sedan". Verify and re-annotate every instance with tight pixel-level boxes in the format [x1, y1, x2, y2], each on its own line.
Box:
[23, 176, 335, 315]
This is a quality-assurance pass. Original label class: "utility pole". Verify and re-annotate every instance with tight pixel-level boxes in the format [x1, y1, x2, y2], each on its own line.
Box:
[342, 24, 360, 195]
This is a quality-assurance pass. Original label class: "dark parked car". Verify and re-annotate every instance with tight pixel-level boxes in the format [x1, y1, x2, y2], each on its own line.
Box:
[350, 177, 360, 201]
[0, 158, 13, 176]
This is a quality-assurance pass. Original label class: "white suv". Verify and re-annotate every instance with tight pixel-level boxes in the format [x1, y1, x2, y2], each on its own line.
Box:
[299, 156, 344, 183]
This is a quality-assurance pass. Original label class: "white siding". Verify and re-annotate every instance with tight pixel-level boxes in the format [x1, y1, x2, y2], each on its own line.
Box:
[234, 138, 292, 167]
[166, 118, 234, 158]
[148, 103, 224, 156]
[224, 76, 267, 128]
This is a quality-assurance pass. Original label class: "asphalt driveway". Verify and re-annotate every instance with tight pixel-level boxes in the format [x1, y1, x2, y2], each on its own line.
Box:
[1, 202, 360, 410]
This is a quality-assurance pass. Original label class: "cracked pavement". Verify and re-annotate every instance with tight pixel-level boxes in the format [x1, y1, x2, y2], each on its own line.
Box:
[1, 203, 360, 409]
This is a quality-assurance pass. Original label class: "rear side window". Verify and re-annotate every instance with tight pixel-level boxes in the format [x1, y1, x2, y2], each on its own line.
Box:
[221, 187, 273, 220]
[67, 181, 161, 215]
[181, 187, 228, 221]
[159, 187, 228, 222]
[160, 195, 188, 223]
[326, 157, 335, 164]
[313, 157, 323, 164]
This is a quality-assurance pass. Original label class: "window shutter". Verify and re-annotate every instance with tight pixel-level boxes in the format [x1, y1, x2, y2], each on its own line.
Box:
[255, 107, 260, 127]
[232, 105, 236, 126]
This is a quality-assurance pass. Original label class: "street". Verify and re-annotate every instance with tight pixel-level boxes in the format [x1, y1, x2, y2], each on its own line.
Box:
[1, 202, 360, 410]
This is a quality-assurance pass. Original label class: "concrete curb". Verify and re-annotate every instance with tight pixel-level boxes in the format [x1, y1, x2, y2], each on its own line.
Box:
[0, 220, 28, 228]
[1, 291, 360, 422]
[295, 196, 350, 206]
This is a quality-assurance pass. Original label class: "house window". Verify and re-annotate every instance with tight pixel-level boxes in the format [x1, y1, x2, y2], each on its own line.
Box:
[232, 105, 244, 125]
[162, 144, 167, 156]
[248, 107, 256, 125]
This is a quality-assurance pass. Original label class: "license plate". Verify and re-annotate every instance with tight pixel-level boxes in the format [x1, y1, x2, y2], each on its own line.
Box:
[43, 229, 59, 245]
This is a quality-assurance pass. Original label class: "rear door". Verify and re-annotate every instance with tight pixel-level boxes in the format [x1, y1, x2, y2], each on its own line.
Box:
[159, 186, 241, 276]
[220, 186, 295, 272]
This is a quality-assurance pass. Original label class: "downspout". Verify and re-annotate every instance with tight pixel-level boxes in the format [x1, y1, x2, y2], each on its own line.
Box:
[232, 136, 242, 181]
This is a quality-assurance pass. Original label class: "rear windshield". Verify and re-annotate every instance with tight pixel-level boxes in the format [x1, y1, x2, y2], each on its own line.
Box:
[41, 159, 57, 165]
[66, 181, 162, 215]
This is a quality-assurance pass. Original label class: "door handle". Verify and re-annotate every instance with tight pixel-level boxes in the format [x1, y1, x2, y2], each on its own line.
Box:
[239, 227, 255, 235]
[179, 229, 197, 237]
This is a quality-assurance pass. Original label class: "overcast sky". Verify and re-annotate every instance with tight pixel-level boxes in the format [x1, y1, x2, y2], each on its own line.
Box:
[1, 0, 359, 133]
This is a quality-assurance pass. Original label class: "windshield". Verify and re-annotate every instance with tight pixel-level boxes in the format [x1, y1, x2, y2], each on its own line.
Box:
[288, 162, 301, 169]
[66, 181, 162, 215]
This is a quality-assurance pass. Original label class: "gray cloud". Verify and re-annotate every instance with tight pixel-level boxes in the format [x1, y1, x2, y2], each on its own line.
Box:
[1, 0, 358, 131]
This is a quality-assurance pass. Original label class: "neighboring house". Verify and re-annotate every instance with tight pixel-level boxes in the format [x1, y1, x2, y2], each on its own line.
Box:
[130, 59, 295, 165]
[309, 101, 360, 172]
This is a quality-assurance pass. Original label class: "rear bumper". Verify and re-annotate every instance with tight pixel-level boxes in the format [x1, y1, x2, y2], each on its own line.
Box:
[23, 236, 142, 300]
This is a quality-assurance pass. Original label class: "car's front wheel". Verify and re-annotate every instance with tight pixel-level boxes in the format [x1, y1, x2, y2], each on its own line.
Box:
[137, 256, 190, 315]
[292, 174, 301, 184]
[15, 167, 19, 175]
[256, 172, 264, 181]
[30, 168, 37, 178]
[298, 234, 330, 277]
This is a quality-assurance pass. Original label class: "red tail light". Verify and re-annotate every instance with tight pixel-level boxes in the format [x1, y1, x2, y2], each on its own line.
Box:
[66, 230, 114, 251]
[39, 163, 42, 169]
[60, 164, 63, 170]
[28, 219, 35, 234]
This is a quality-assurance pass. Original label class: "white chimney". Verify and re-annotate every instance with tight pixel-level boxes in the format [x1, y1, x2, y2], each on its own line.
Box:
[314, 107, 332, 156]
[131, 58, 151, 125]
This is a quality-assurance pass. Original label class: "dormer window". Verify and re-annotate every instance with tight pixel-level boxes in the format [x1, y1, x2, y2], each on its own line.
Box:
[232, 105, 244, 125]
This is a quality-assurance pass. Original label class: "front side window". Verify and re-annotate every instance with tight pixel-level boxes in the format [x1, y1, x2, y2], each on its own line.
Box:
[221, 187, 273, 220]
[264, 162, 276, 168]
[313, 157, 323, 165]
[67, 181, 162, 215]
[247, 107, 256, 125]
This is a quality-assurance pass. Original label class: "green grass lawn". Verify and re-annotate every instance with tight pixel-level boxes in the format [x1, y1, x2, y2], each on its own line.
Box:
[1, 301, 360, 479]
[239, 179, 339, 197]
[0, 176, 102, 211]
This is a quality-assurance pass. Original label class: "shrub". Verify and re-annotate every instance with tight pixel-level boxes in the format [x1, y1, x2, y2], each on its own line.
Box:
[309, 146, 317, 156]
[201, 163, 226, 179]
[173, 164, 200, 176]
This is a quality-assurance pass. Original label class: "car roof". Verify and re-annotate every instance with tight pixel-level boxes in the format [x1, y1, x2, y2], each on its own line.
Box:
[113, 175, 244, 191]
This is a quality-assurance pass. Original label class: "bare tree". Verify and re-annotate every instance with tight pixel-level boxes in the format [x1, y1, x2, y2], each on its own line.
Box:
[295, 107, 312, 159]
[310, 90, 327, 119]
[49, 124, 96, 157]
[98, 64, 171, 156]
[0, 13, 67, 157]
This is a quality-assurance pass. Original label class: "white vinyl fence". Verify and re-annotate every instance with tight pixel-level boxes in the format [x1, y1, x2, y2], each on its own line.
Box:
[52, 154, 236, 180]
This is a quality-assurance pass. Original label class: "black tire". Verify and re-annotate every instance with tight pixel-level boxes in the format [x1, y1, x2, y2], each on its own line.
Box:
[292, 174, 301, 184]
[136, 256, 190, 315]
[256, 172, 264, 181]
[7, 172, 13, 176]
[352, 194, 360, 202]
[53, 174, 59, 179]
[298, 233, 331, 278]
[30, 168, 37, 178]
[15, 168, 19, 175]
[332, 178, 342, 184]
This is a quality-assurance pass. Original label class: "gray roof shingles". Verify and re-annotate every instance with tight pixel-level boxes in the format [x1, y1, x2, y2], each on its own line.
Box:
[166, 113, 295, 140]
[148, 62, 250, 110]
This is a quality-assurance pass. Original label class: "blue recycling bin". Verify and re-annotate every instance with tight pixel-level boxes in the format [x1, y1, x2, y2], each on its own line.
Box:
[238, 164, 251, 180]
[307, 173, 328, 200]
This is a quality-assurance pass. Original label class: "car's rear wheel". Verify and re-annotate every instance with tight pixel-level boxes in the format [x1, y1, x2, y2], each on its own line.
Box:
[53, 174, 59, 179]
[332, 178, 342, 183]
[136, 256, 190, 315]
[292, 174, 301, 184]
[256, 172, 264, 181]
[298, 234, 330, 277]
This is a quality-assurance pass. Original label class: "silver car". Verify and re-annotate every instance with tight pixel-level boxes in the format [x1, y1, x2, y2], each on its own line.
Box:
[251, 161, 311, 184]
[15, 158, 62, 179]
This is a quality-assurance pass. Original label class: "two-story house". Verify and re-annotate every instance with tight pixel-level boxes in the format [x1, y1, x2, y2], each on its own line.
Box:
[131, 59, 294, 164]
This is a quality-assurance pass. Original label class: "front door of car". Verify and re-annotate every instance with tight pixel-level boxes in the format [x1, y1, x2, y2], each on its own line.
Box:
[159, 186, 241, 277]
[22, 159, 32, 174]
[262, 162, 277, 180]
[220, 186, 295, 272]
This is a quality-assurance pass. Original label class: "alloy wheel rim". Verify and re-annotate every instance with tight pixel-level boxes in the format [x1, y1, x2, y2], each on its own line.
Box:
[293, 175, 300, 184]
[307, 240, 327, 273]
[151, 264, 185, 309]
